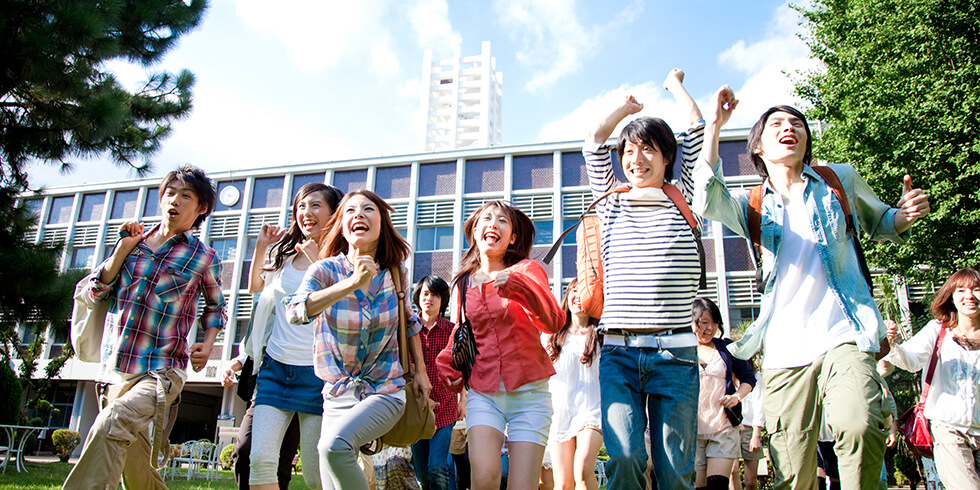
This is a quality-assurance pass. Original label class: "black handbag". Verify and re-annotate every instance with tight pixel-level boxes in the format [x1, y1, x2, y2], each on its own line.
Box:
[452, 275, 479, 388]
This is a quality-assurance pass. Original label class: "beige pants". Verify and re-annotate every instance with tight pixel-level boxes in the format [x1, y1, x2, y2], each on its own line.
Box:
[763, 343, 888, 490]
[931, 421, 980, 489]
[64, 369, 183, 490]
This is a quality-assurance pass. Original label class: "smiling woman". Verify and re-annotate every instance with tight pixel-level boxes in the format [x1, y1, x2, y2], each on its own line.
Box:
[284, 190, 432, 490]
[435, 200, 565, 490]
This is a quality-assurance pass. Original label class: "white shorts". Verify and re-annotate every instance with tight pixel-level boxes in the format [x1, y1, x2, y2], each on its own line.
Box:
[466, 379, 552, 446]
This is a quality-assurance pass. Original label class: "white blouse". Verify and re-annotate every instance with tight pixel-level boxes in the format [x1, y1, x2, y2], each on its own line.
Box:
[547, 333, 602, 443]
[886, 320, 980, 435]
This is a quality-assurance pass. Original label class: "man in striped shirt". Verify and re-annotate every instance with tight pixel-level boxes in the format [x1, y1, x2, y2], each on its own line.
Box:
[65, 165, 226, 490]
[584, 69, 705, 490]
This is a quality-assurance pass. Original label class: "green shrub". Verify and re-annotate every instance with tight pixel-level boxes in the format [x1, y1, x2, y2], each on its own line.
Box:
[0, 360, 22, 425]
[51, 429, 80, 462]
[220, 443, 234, 470]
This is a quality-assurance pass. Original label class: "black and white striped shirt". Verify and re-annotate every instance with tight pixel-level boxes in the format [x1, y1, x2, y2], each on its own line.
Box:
[583, 123, 704, 331]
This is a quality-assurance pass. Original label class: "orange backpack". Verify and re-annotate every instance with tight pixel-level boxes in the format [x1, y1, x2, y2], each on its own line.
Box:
[545, 184, 705, 319]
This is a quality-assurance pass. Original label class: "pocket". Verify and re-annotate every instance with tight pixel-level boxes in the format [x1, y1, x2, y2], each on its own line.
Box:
[154, 267, 193, 303]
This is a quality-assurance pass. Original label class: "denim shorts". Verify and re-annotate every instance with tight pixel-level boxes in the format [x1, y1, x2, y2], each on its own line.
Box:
[466, 379, 551, 446]
[253, 353, 324, 414]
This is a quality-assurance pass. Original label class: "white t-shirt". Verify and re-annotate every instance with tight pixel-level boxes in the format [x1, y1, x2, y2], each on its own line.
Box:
[265, 259, 317, 366]
[763, 199, 854, 369]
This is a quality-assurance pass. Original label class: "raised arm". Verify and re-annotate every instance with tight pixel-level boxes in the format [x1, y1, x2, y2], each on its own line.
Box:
[587, 95, 643, 144]
[247, 224, 286, 294]
[702, 85, 738, 171]
[664, 68, 703, 126]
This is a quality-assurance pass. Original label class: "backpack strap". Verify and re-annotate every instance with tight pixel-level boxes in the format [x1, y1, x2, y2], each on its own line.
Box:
[543, 185, 629, 264]
[661, 183, 707, 289]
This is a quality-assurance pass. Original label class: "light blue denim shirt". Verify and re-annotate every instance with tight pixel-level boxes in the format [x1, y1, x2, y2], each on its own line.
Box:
[692, 157, 910, 359]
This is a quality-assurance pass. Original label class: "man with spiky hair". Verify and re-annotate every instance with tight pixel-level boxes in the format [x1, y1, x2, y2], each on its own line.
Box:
[66, 165, 226, 489]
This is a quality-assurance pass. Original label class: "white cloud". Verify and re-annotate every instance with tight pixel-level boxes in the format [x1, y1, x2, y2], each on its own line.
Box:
[408, 0, 461, 54]
[717, 1, 820, 127]
[538, 81, 699, 143]
[493, 0, 641, 93]
[233, 0, 399, 75]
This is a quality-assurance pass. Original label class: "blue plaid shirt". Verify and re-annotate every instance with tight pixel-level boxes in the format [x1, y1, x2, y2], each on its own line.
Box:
[285, 254, 420, 399]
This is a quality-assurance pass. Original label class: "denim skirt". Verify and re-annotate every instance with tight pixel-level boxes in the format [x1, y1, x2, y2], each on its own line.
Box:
[253, 353, 325, 414]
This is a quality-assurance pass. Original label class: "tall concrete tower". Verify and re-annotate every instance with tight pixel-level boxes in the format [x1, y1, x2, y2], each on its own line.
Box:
[419, 41, 502, 151]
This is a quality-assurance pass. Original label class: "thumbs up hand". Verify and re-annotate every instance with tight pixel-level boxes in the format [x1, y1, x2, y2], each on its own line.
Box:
[895, 174, 930, 231]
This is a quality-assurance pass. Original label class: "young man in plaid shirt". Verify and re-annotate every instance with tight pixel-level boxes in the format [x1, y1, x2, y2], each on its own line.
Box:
[65, 165, 227, 490]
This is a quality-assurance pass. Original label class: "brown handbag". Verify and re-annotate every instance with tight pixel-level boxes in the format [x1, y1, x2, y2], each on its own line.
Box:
[362, 267, 437, 454]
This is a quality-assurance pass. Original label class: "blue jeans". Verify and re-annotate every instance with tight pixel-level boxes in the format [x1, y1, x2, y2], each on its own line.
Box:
[599, 344, 699, 490]
[411, 424, 454, 490]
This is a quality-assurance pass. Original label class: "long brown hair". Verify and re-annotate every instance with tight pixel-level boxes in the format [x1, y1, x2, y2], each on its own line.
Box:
[319, 190, 410, 270]
[267, 183, 344, 272]
[452, 200, 535, 287]
[931, 267, 980, 327]
[548, 278, 601, 366]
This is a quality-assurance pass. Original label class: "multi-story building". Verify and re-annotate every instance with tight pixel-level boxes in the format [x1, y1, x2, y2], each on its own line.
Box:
[18, 128, 769, 453]
[419, 41, 503, 152]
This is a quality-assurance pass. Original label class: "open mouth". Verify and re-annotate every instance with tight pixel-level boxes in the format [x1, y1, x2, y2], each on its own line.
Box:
[301, 219, 317, 229]
[167, 209, 179, 218]
[482, 230, 500, 244]
[351, 222, 369, 233]
[778, 135, 797, 145]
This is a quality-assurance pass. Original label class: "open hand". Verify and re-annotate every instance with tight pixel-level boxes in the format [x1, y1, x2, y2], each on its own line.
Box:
[257, 224, 286, 248]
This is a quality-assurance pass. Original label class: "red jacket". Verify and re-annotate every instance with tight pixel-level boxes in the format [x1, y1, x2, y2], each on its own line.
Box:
[436, 259, 565, 393]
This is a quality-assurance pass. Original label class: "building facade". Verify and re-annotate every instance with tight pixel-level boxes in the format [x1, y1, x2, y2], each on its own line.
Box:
[18, 129, 770, 452]
[419, 41, 503, 152]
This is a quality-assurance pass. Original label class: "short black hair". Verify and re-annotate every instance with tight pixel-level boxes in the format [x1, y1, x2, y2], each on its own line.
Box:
[412, 275, 451, 318]
[692, 297, 724, 327]
[616, 117, 678, 182]
[158, 165, 216, 228]
[747, 105, 813, 177]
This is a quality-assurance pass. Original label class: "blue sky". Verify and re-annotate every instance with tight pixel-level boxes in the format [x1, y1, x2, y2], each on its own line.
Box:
[28, 0, 818, 188]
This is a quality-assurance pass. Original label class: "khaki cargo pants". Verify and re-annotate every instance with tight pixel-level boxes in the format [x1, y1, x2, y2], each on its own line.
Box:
[64, 369, 182, 490]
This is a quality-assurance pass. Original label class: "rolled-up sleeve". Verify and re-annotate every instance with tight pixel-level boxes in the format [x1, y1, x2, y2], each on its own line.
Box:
[692, 154, 751, 238]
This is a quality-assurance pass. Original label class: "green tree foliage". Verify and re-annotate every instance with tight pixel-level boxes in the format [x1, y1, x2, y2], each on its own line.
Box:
[0, 0, 208, 189]
[795, 0, 980, 282]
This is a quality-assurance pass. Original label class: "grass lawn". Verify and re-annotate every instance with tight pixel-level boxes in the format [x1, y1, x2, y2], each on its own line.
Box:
[0, 461, 314, 489]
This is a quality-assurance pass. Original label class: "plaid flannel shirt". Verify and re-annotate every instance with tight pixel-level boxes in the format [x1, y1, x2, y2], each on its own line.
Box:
[419, 317, 457, 428]
[285, 254, 421, 399]
[88, 226, 226, 380]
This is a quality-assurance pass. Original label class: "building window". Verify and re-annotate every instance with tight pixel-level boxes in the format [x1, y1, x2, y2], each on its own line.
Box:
[77, 193, 106, 222]
[240, 237, 258, 290]
[47, 196, 74, 224]
[513, 154, 553, 190]
[215, 180, 246, 212]
[333, 170, 367, 194]
[143, 188, 160, 217]
[292, 173, 325, 202]
[465, 158, 504, 194]
[251, 177, 284, 209]
[532, 221, 553, 246]
[70, 247, 96, 270]
[375, 166, 412, 199]
[111, 190, 139, 220]
[416, 226, 454, 251]
[232, 319, 249, 353]
[561, 152, 588, 187]
[418, 162, 456, 197]
[210, 238, 238, 290]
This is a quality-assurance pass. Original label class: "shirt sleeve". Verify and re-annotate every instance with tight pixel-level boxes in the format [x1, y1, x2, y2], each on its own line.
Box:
[496, 260, 566, 334]
[199, 252, 227, 332]
[833, 163, 909, 245]
[885, 319, 941, 373]
[691, 153, 752, 239]
[676, 120, 706, 203]
[584, 144, 616, 202]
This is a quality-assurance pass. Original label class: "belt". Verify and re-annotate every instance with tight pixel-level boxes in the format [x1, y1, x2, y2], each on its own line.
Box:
[603, 327, 698, 349]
